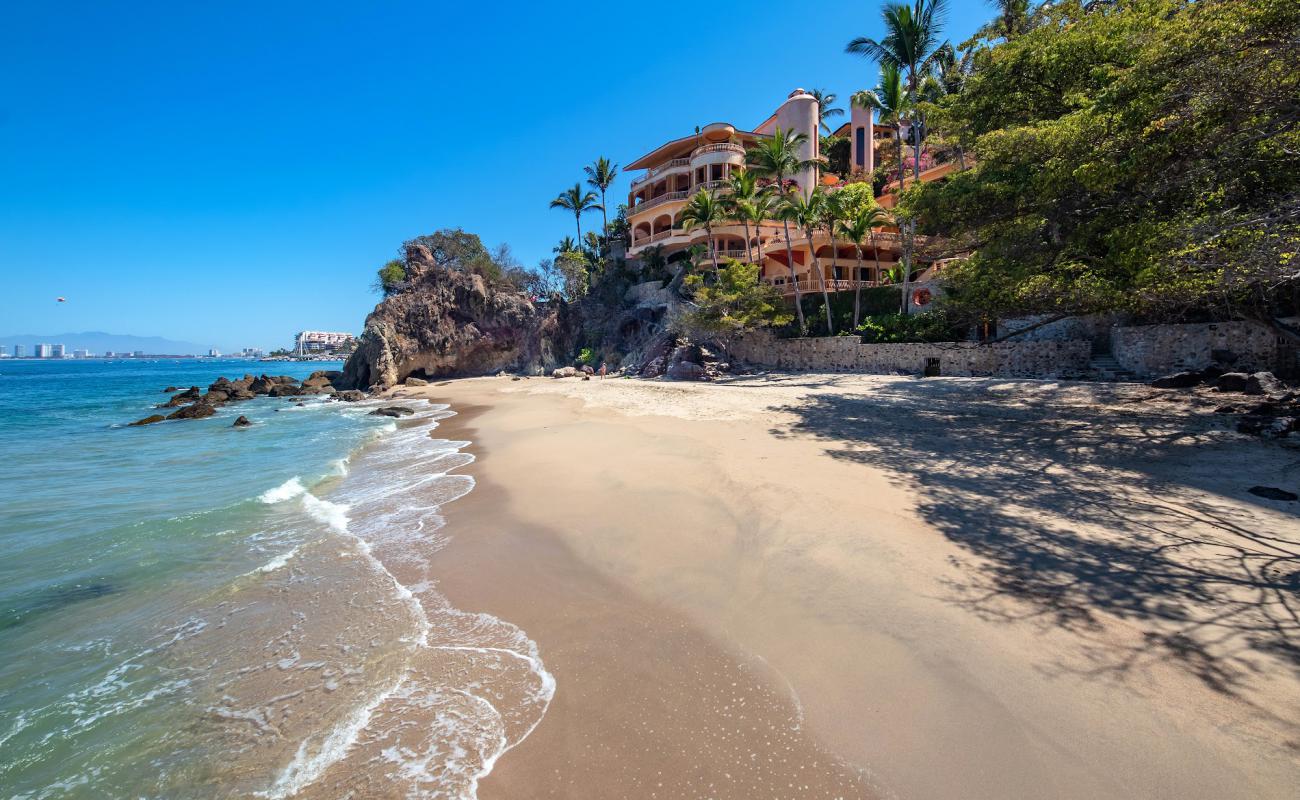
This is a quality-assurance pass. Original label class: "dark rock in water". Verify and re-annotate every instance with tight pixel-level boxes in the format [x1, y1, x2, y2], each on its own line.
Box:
[296, 402, 306, 407]
[335, 390, 366, 402]
[163, 386, 179, 393]
[1248, 486, 1298, 502]
[160, 386, 202, 407]
[232, 415, 252, 427]
[129, 414, 166, 426]
[1150, 371, 1204, 389]
[369, 406, 416, 417]
[228, 388, 257, 401]
[268, 384, 303, 397]
[205, 389, 230, 404]
[339, 241, 574, 390]
[167, 402, 216, 420]
[250, 376, 276, 394]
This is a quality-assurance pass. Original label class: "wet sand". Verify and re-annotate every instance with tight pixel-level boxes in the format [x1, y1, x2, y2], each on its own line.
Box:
[403, 374, 1300, 799]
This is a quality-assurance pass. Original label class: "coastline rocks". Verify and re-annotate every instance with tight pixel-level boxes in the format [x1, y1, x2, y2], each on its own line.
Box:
[369, 406, 415, 418]
[667, 360, 706, 381]
[404, 376, 429, 387]
[1249, 486, 1299, 501]
[340, 242, 572, 391]
[232, 415, 252, 428]
[205, 389, 231, 404]
[163, 386, 179, 393]
[129, 414, 166, 426]
[267, 384, 303, 398]
[166, 402, 216, 421]
[335, 390, 366, 402]
[552, 366, 579, 378]
[161, 387, 202, 407]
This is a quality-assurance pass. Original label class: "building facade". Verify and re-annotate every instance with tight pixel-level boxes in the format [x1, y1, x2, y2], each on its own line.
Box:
[295, 331, 356, 355]
[624, 89, 950, 301]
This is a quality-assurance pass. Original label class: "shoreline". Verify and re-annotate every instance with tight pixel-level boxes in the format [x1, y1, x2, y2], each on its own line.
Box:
[397, 374, 1300, 799]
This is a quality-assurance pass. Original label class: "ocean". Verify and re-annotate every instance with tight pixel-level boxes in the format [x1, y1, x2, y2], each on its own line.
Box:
[0, 359, 551, 798]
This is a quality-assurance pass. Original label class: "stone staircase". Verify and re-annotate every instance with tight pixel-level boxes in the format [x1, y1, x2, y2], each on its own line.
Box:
[1088, 354, 1138, 382]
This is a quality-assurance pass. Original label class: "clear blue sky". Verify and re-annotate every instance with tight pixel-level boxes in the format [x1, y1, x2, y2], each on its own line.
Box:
[0, 1, 988, 351]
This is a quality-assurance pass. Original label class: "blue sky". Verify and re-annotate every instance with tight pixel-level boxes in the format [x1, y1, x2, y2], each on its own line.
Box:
[0, 1, 988, 351]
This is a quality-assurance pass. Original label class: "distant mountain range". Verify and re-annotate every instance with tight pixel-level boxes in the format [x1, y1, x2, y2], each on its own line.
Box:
[1, 332, 212, 355]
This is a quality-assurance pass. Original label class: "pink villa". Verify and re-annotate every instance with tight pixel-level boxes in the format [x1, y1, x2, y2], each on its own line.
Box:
[624, 89, 960, 300]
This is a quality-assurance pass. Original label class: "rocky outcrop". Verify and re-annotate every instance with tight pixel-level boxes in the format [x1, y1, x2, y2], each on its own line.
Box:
[232, 416, 252, 428]
[167, 402, 216, 420]
[341, 243, 573, 390]
[129, 414, 166, 426]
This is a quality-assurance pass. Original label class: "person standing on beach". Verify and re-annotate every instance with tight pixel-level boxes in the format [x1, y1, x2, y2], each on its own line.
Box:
[599, 362, 607, 379]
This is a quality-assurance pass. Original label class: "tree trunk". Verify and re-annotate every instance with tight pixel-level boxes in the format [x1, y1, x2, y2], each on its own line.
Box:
[708, 224, 719, 271]
[899, 223, 913, 315]
[853, 245, 865, 330]
[896, 133, 906, 190]
[782, 219, 806, 333]
[870, 230, 884, 289]
[742, 220, 753, 264]
[809, 228, 834, 335]
[600, 191, 609, 254]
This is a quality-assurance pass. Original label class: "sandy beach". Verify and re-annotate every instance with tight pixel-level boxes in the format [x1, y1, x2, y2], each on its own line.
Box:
[393, 373, 1299, 799]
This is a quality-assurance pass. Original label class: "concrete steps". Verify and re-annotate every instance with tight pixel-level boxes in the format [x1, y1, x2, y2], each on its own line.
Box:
[1089, 355, 1139, 382]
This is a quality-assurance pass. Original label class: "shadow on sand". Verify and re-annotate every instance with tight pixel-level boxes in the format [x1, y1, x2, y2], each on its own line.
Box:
[770, 376, 1300, 697]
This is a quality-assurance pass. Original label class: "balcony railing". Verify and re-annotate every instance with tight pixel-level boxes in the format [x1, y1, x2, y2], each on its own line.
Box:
[763, 278, 885, 296]
[630, 158, 691, 188]
[626, 190, 690, 216]
[692, 142, 746, 158]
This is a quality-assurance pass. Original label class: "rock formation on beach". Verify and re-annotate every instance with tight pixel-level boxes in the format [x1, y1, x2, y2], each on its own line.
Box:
[341, 242, 575, 390]
[127, 370, 347, 427]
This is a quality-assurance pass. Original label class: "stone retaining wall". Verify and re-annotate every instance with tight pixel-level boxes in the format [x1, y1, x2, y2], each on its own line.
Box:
[1110, 321, 1280, 378]
[730, 333, 1091, 379]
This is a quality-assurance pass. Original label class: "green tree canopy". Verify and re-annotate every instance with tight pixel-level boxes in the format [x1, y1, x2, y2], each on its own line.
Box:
[907, 0, 1300, 326]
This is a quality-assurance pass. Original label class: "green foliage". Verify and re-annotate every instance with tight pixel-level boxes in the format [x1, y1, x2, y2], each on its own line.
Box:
[791, 287, 903, 337]
[855, 311, 964, 343]
[683, 260, 794, 335]
[908, 0, 1300, 324]
[576, 347, 595, 366]
[823, 135, 851, 177]
[374, 259, 407, 295]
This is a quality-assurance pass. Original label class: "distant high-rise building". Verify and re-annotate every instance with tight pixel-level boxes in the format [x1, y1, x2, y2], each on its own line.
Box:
[0, 346, 8, 357]
[14, 345, 26, 358]
[51, 344, 65, 358]
[132, 351, 145, 358]
[208, 348, 221, 358]
[34, 344, 54, 358]
[72, 349, 91, 359]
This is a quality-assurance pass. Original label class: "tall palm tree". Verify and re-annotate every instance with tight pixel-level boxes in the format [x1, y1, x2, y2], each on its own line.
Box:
[975, 0, 1034, 42]
[734, 192, 777, 267]
[677, 189, 726, 270]
[549, 183, 602, 243]
[779, 188, 835, 335]
[808, 88, 844, 134]
[722, 169, 764, 265]
[852, 63, 910, 190]
[846, 0, 949, 183]
[745, 127, 823, 333]
[583, 157, 619, 251]
[841, 205, 892, 328]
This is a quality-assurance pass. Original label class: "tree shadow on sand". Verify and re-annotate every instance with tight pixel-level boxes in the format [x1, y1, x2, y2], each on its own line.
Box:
[770, 378, 1300, 699]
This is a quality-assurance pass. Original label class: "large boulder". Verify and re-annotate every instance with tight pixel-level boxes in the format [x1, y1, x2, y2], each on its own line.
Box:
[666, 360, 706, 381]
[552, 366, 579, 378]
[232, 415, 252, 428]
[205, 389, 230, 404]
[160, 386, 202, 407]
[335, 390, 366, 402]
[1215, 371, 1285, 395]
[339, 242, 572, 390]
[404, 376, 429, 386]
[167, 402, 216, 421]
[1150, 371, 1205, 389]
[129, 414, 166, 426]
[268, 383, 303, 397]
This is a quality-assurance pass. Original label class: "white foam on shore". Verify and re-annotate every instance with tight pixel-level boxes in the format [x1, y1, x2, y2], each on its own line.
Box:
[252, 546, 298, 574]
[259, 477, 306, 504]
[259, 403, 553, 799]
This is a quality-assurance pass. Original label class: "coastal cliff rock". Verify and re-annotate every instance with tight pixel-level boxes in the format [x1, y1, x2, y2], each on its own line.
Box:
[341, 243, 571, 390]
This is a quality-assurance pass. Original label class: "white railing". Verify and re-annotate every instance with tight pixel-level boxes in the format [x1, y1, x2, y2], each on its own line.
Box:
[692, 142, 745, 158]
[626, 190, 690, 216]
[630, 158, 691, 188]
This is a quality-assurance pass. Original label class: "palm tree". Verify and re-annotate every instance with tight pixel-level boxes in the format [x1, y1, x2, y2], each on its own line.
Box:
[678, 189, 727, 270]
[846, 0, 949, 183]
[852, 63, 910, 190]
[779, 188, 835, 335]
[975, 0, 1034, 42]
[583, 157, 619, 251]
[734, 192, 777, 267]
[553, 236, 577, 254]
[549, 183, 602, 243]
[841, 205, 892, 328]
[808, 88, 844, 134]
[722, 169, 765, 265]
[746, 127, 823, 333]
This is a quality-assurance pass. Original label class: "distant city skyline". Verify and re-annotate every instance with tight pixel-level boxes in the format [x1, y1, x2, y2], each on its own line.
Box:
[0, 1, 985, 347]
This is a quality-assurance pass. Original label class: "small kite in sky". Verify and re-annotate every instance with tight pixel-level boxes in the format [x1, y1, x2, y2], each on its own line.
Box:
[56, 297, 66, 303]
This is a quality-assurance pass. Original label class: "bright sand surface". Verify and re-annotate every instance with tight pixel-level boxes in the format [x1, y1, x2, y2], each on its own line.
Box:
[394, 373, 1299, 799]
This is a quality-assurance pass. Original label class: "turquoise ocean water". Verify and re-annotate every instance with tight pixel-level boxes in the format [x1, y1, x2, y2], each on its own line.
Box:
[0, 359, 552, 798]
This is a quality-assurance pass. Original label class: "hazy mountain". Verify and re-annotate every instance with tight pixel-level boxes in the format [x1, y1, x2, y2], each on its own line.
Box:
[1, 332, 212, 355]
